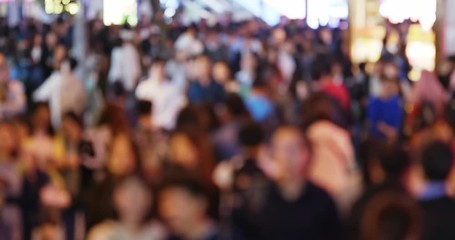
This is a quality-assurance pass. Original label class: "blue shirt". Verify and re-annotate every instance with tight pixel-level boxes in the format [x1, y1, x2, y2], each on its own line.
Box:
[187, 80, 226, 104]
[367, 95, 403, 140]
[245, 94, 275, 122]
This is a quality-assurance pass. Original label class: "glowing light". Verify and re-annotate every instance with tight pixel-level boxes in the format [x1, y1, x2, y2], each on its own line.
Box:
[408, 69, 422, 82]
[103, 0, 138, 26]
[65, 2, 79, 15]
[380, 0, 436, 31]
[263, 0, 306, 19]
[307, 0, 348, 29]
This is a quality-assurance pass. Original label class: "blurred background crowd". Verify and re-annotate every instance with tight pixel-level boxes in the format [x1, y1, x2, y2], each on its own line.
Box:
[1, 0, 455, 239]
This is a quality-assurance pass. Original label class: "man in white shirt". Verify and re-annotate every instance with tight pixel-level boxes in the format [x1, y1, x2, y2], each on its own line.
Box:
[33, 58, 86, 128]
[136, 58, 185, 130]
[174, 26, 204, 60]
[108, 30, 142, 92]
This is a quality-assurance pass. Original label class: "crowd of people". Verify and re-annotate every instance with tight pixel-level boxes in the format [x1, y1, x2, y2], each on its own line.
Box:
[1, 7, 455, 240]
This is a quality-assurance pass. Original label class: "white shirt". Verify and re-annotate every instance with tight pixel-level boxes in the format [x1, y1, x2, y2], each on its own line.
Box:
[33, 69, 86, 128]
[136, 79, 185, 130]
[108, 43, 142, 91]
[174, 33, 204, 58]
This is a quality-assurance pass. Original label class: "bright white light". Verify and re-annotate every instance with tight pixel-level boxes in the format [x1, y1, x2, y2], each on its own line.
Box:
[103, 0, 138, 26]
[65, 2, 79, 15]
[380, 0, 436, 31]
[263, 0, 306, 19]
[307, 0, 348, 29]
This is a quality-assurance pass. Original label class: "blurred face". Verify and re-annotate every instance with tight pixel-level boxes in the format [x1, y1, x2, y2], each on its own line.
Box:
[107, 134, 136, 176]
[169, 134, 199, 170]
[114, 178, 151, 224]
[384, 63, 399, 80]
[46, 32, 58, 48]
[54, 45, 67, 70]
[159, 187, 206, 235]
[33, 35, 43, 46]
[33, 106, 51, 132]
[149, 62, 166, 82]
[271, 127, 310, 181]
[197, 57, 212, 81]
[213, 62, 230, 83]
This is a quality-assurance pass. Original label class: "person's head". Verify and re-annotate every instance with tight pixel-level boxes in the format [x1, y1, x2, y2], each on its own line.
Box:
[31, 102, 52, 135]
[149, 57, 166, 82]
[114, 176, 152, 225]
[136, 100, 153, 128]
[421, 141, 453, 181]
[61, 112, 83, 143]
[367, 143, 410, 185]
[221, 93, 250, 122]
[270, 126, 311, 182]
[238, 121, 264, 155]
[300, 93, 337, 129]
[107, 134, 137, 177]
[168, 129, 215, 181]
[98, 103, 130, 135]
[33, 34, 43, 47]
[158, 174, 210, 237]
[53, 45, 67, 70]
[360, 191, 422, 240]
[383, 62, 399, 80]
[212, 61, 231, 84]
[311, 56, 332, 81]
[45, 31, 58, 48]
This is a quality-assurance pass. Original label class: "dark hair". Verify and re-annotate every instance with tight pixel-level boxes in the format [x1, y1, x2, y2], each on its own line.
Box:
[152, 57, 166, 65]
[62, 111, 83, 129]
[69, 57, 78, 71]
[159, 172, 209, 200]
[376, 143, 410, 182]
[112, 81, 126, 97]
[421, 141, 453, 181]
[311, 55, 332, 80]
[300, 93, 336, 129]
[238, 121, 264, 147]
[360, 191, 422, 240]
[136, 100, 153, 116]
